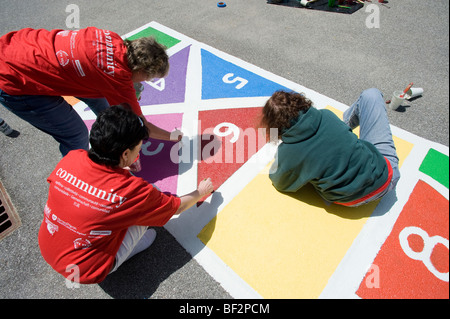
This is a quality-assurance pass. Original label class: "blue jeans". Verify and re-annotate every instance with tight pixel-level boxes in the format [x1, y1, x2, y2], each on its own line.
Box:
[0, 89, 109, 156]
[343, 88, 400, 203]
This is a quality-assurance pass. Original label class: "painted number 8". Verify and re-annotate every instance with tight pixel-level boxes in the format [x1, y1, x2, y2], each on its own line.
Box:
[399, 226, 449, 282]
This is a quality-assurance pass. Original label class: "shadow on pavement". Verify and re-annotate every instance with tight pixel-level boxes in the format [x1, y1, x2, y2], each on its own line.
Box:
[99, 227, 191, 299]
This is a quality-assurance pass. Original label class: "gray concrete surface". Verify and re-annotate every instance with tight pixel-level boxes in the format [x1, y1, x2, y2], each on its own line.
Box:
[0, 0, 448, 299]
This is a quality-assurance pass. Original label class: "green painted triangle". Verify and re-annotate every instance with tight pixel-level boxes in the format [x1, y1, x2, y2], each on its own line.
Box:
[419, 148, 449, 188]
[125, 27, 181, 49]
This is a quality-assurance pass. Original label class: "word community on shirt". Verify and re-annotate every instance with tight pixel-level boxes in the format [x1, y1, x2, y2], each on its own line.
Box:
[55, 167, 127, 208]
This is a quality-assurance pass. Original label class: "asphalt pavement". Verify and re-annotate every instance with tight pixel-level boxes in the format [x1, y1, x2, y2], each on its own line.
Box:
[0, 0, 448, 300]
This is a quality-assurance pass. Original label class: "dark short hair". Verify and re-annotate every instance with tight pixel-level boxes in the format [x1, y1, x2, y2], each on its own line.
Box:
[88, 104, 149, 167]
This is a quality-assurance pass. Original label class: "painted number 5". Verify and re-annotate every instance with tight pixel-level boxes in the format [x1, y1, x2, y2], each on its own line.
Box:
[222, 73, 248, 90]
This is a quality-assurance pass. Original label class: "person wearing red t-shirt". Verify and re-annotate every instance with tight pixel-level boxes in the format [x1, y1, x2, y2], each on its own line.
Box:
[0, 27, 181, 156]
[38, 104, 213, 284]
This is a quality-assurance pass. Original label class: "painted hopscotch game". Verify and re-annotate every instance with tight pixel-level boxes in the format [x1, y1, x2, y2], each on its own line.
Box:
[68, 22, 449, 299]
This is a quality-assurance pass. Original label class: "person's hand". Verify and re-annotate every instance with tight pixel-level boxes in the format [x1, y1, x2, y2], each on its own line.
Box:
[198, 178, 214, 197]
[175, 178, 215, 215]
[170, 128, 184, 142]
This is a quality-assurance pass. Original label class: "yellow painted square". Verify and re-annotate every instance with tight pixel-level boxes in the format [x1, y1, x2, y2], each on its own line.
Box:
[198, 106, 414, 298]
[198, 168, 378, 298]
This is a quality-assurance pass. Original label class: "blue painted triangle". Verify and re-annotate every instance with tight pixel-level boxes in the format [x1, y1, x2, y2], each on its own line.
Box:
[201, 49, 291, 100]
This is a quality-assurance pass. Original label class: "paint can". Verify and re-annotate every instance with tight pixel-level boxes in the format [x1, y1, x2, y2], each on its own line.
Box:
[0, 119, 13, 136]
[134, 82, 144, 100]
[405, 87, 424, 100]
[390, 90, 406, 111]
[129, 154, 142, 172]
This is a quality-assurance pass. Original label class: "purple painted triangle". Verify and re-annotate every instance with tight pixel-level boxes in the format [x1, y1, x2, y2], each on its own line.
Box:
[134, 113, 183, 196]
[82, 113, 182, 196]
[139, 45, 190, 106]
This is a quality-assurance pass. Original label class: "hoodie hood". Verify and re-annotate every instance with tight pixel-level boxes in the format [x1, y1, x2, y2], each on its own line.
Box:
[281, 107, 322, 144]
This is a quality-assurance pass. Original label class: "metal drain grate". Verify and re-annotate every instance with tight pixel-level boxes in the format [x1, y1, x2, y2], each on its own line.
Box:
[0, 180, 21, 241]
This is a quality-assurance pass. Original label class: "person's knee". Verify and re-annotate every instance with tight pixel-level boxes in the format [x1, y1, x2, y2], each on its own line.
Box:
[361, 88, 383, 101]
[358, 88, 385, 111]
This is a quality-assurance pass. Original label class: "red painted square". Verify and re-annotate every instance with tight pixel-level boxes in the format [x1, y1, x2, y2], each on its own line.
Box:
[357, 180, 449, 298]
[197, 107, 266, 203]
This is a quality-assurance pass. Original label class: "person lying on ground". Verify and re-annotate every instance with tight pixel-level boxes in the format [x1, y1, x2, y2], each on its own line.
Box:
[261, 88, 400, 207]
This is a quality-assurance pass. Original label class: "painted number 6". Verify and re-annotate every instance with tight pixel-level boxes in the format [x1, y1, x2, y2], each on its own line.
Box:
[213, 122, 240, 143]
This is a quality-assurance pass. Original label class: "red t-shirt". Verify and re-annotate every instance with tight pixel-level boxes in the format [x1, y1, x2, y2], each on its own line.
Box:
[0, 27, 142, 116]
[38, 150, 181, 284]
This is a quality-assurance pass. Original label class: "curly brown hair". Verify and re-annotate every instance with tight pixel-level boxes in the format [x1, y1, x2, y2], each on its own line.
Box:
[261, 91, 313, 141]
[124, 37, 169, 79]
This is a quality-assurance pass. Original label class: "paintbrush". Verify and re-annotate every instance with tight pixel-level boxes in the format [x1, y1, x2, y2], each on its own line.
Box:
[400, 82, 413, 98]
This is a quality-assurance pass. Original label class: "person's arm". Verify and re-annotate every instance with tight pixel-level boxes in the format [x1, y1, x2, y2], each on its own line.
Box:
[140, 115, 183, 142]
[175, 178, 214, 215]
